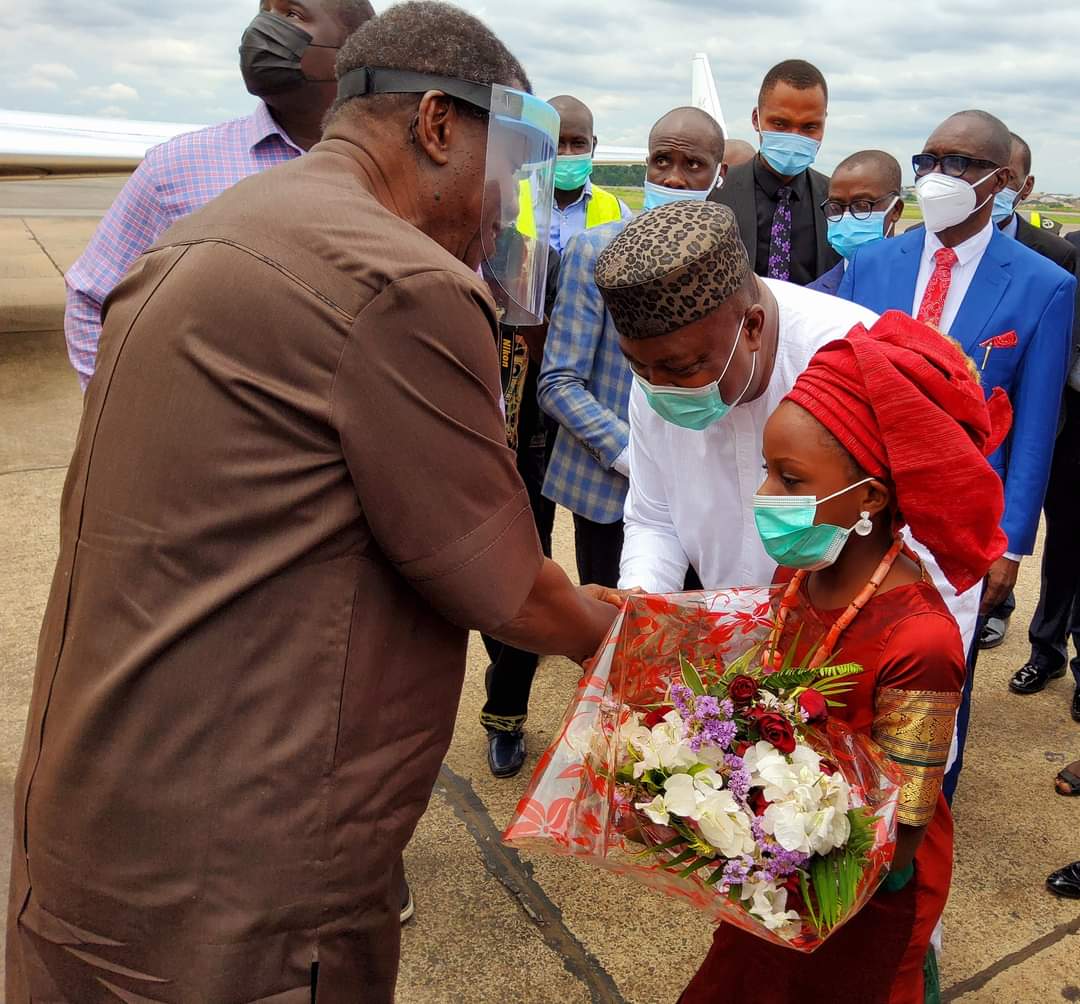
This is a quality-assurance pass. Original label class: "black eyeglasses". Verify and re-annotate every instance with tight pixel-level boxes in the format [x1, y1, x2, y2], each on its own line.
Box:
[911, 153, 1001, 179]
[820, 194, 900, 222]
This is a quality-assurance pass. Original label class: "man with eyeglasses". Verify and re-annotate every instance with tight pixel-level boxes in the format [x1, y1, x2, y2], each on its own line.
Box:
[809, 149, 905, 296]
[838, 109, 1076, 802]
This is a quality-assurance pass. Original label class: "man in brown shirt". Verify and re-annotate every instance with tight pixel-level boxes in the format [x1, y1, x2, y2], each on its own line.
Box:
[7, 5, 618, 1001]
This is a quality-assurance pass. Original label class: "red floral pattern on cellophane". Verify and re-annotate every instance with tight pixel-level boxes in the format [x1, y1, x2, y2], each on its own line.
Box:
[503, 588, 902, 952]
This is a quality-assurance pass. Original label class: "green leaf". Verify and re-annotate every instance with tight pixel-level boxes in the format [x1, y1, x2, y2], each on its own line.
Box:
[704, 866, 727, 887]
[634, 834, 687, 858]
[662, 848, 699, 871]
[680, 654, 706, 696]
[677, 857, 716, 879]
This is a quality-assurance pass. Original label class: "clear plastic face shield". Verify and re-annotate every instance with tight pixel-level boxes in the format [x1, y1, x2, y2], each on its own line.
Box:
[479, 86, 559, 325]
[336, 69, 559, 326]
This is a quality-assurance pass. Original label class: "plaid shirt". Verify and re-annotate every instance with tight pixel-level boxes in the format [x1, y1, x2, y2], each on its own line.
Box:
[538, 220, 633, 524]
[64, 102, 303, 389]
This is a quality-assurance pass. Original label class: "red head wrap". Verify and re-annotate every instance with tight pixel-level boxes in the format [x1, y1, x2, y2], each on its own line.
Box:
[784, 310, 1013, 593]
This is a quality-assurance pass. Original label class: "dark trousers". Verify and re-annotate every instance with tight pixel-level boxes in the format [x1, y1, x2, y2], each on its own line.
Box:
[1028, 388, 1080, 684]
[987, 590, 1016, 622]
[942, 612, 983, 805]
[480, 368, 556, 733]
[572, 513, 624, 589]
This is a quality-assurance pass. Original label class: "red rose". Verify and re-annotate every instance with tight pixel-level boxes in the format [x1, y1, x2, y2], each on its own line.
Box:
[728, 674, 759, 705]
[798, 689, 828, 723]
[734, 741, 751, 757]
[757, 712, 796, 755]
[819, 758, 838, 776]
[643, 705, 674, 727]
[744, 706, 768, 723]
[748, 788, 771, 816]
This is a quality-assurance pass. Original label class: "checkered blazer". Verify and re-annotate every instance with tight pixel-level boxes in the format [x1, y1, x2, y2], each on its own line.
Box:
[538, 220, 633, 524]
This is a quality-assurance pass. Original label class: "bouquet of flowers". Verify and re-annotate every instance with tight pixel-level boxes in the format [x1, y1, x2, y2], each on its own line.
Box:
[504, 588, 903, 952]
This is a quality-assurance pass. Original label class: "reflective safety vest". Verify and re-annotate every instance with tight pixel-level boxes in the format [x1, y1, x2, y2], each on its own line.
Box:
[516, 182, 623, 238]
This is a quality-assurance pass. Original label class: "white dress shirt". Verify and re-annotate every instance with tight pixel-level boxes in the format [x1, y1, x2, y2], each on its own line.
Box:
[911, 221, 994, 335]
[619, 279, 879, 593]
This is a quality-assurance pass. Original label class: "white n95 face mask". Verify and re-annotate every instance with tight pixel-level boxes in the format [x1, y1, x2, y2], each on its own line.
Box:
[915, 170, 997, 233]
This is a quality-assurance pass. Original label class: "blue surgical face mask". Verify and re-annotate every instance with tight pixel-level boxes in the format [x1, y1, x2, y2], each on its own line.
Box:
[752, 478, 875, 570]
[635, 316, 754, 430]
[826, 199, 898, 261]
[991, 184, 1022, 226]
[642, 169, 722, 211]
[554, 153, 593, 191]
[758, 126, 820, 177]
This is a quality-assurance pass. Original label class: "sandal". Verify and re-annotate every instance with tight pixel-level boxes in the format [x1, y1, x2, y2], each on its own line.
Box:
[1055, 761, 1080, 796]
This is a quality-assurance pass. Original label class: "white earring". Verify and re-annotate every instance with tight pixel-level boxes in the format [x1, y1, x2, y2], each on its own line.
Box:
[855, 511, 874, 537]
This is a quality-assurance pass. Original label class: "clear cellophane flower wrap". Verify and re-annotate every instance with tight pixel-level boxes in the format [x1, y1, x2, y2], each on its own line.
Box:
[503, 588, 904, 952]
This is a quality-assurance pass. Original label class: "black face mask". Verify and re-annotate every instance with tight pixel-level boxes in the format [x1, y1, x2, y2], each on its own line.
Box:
[239, 11, 336, 97]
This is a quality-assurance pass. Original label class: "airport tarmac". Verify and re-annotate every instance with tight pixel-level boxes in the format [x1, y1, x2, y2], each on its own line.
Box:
[0, 177, 1078, 1002]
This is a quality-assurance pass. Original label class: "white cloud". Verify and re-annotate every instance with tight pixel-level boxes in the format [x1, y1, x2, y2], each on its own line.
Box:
[29, 62, 78, 81]
[83, 82, 139, 103]
[13, 61, 78, 92]
[4, 0, 1080, 191]
[96, 105, 130, 118]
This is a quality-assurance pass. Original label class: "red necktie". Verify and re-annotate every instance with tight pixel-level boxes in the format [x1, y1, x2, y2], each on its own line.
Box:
[916, 247, 959, 328]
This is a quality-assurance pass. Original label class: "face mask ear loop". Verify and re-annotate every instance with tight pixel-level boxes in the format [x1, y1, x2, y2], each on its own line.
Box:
[972, 169, 1004, 214]
[727, 344, 756, 408]
[713, 314, 746, 388]
[815, 476, 876, 506]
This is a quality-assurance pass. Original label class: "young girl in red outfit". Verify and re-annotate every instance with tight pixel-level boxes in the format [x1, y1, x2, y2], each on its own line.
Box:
[681, 311, 1011, 1004]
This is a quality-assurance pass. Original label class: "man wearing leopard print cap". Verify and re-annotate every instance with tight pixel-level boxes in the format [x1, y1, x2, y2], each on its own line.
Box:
[596, 200, 879, 592]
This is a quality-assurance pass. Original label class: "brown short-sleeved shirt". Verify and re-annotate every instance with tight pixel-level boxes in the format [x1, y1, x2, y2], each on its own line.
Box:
[8, 139, 543, 1003]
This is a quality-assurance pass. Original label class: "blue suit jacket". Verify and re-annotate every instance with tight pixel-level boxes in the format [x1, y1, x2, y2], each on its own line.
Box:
[837, 226, 1076, 555]
[807, 260, 845, 296]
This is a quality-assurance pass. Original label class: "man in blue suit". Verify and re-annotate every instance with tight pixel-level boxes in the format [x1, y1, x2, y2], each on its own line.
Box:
[809, 150, 905, 296]
[837, 109, 1076, 801]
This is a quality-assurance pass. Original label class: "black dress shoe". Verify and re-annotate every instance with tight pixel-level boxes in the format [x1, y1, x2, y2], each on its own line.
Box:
[1047, 861, 1080, 898]
[1072, 686, 1080, 724]
[487, 729, 526, 778]
[1009, 661, 1067, 695]
[978, 616, 1010, 650]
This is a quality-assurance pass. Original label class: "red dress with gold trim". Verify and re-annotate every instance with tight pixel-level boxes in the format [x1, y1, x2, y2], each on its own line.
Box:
[680, 574, 964, 1004]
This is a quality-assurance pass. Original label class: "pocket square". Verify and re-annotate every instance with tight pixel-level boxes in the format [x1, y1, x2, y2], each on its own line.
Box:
[979, 330, 1017, 369]
[979, 330, 1018, 349]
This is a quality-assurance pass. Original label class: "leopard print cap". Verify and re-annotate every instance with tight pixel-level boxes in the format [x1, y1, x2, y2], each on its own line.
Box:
[595, 201, 749, 339]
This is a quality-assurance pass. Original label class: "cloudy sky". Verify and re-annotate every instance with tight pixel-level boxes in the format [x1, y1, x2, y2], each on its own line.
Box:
[7, 0, 1080, 193]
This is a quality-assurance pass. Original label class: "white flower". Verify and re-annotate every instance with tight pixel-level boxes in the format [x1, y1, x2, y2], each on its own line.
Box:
[749, 742, 823, 801]
[696, 789, 757, 858]
[636, 794, 671, 826]
[661, 773, 703, 817]
[758, 751, 854, 855]
[626, 716, 698, 779]
[744, 879, 802, 937]
[661, 768, 725, 817]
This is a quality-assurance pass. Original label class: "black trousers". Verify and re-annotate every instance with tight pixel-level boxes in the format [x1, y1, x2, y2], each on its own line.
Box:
[1028, 388, 1080, 685]
[943, 610, 983, 805]
[572, 514, 624, 589]
[480, 366, 556, 733]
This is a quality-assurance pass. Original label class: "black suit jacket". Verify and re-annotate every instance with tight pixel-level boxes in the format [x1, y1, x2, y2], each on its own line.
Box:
[1016, 217, 1080, 362]
[1017, 218, 1080, 431]
[708, 157, 839, 282]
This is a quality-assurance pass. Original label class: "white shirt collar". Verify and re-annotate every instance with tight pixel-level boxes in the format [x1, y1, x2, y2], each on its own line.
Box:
[924, 218, 994, 267]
